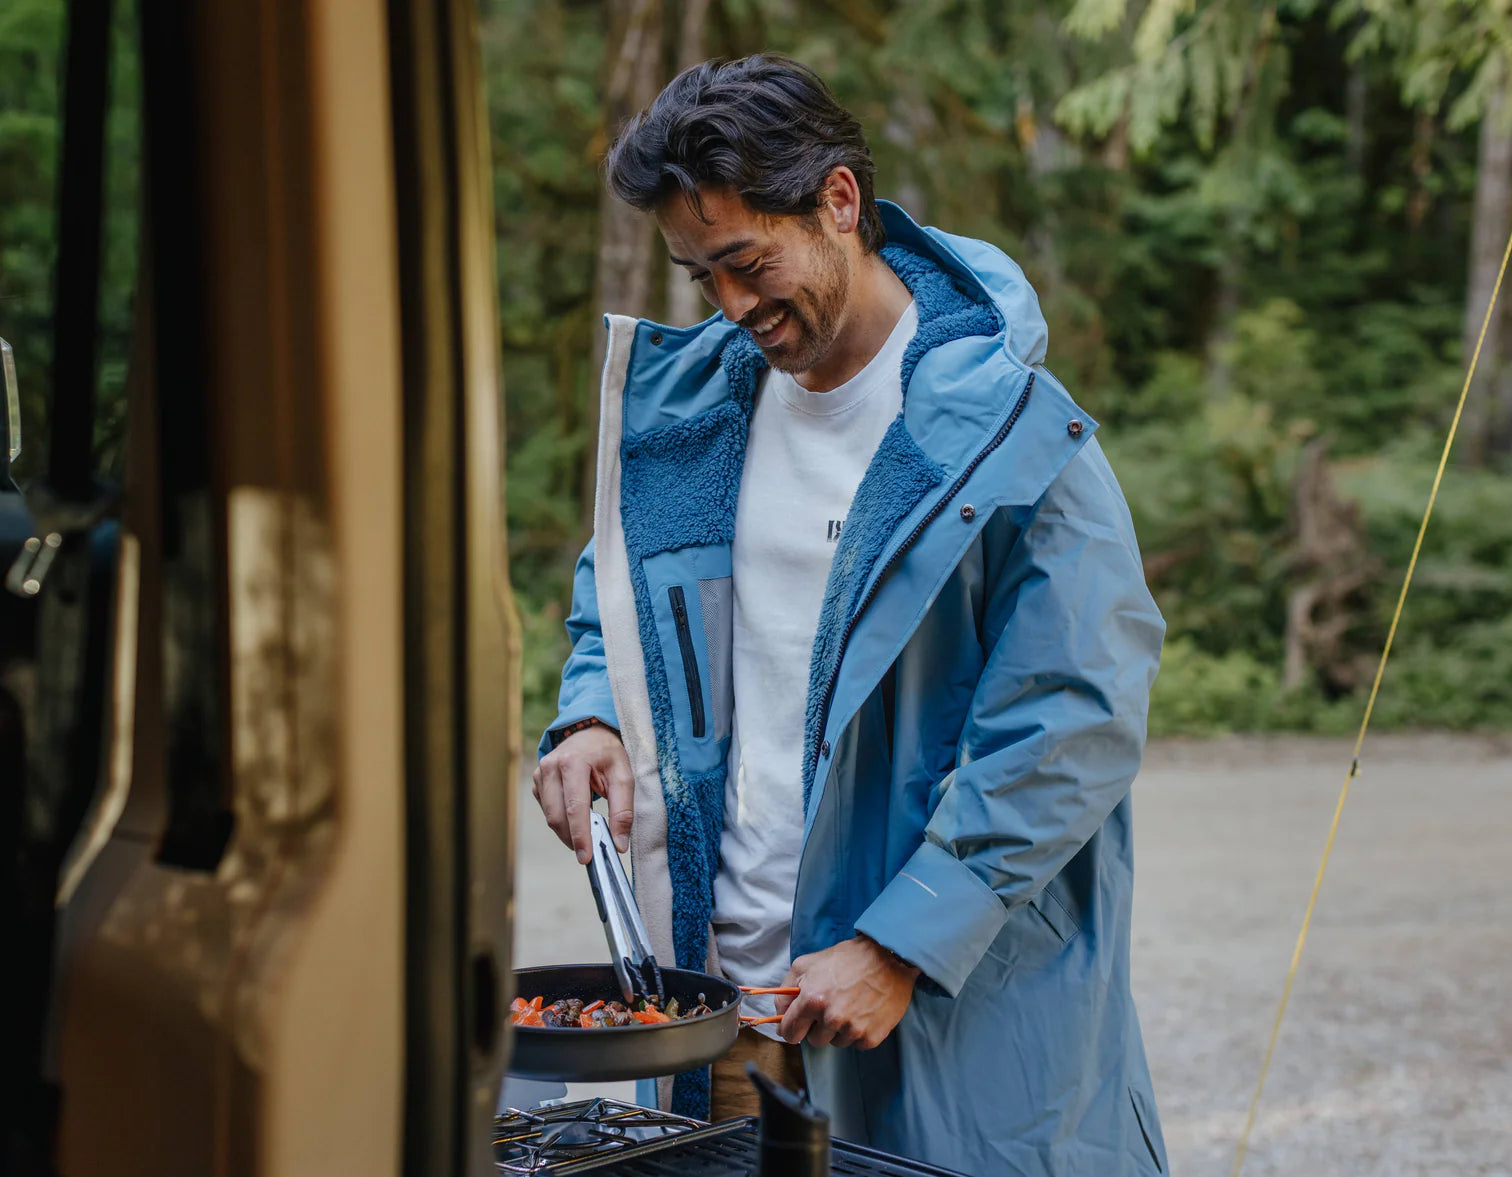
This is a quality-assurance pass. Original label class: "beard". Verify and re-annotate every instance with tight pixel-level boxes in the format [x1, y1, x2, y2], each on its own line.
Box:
[741, 231, 851, 374]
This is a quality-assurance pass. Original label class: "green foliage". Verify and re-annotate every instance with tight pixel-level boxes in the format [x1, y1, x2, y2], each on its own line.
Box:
[4, 0, 1511, 740]
[1058, 1, 1288, 153]
[1338, 0, 1512, 130]
[487, 0, 1512, 739]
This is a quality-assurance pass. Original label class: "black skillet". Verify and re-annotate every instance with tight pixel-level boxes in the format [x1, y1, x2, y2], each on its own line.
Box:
[507, 963, 743, 1082]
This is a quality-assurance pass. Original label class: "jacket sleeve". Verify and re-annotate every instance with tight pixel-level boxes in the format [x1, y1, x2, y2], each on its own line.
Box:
[853, 442, 1165, 997]
[538, 538, 620, 759]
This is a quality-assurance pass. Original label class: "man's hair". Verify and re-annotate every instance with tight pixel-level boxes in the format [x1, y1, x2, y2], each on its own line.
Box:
[605, 55, 886, 253]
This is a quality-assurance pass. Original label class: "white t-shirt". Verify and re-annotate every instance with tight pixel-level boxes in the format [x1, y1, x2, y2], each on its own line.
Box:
[712, 302, 919, 1031]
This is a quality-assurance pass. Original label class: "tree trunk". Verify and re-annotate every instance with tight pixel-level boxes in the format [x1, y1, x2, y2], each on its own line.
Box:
[663, 0, 713, 329]
[881, 78, 935, 226]
[1205, 246, 1243, 398]
[1283, 439, 1377, 693]
[581, 0, 665, 529]
[1345, 53, 1367, 178]
[1020, 94, 1071, 298]
[1406, 110, 1436, 233]
[1495, 292, 1512, 459]
[1461, 74, 1512, 468]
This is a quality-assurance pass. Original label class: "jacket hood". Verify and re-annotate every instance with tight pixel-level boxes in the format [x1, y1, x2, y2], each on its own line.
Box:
[875, 200, 1049, 369]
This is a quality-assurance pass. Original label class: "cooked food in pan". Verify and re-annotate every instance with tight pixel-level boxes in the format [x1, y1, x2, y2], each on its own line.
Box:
[509, 992, 720, 1029]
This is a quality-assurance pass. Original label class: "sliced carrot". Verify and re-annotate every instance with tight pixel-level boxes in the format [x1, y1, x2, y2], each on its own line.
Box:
[579, 1014, 596, 1028]
[631, 1009, 671, 1024]
[582, 1000, 604, 1014]
[527, 996, 544, 1013]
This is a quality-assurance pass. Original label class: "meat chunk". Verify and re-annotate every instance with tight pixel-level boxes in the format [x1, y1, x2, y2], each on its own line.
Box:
[540, 998, 584, 1027]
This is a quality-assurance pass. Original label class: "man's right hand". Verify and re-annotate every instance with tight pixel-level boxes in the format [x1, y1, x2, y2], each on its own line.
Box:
[532, 724, 634, 863]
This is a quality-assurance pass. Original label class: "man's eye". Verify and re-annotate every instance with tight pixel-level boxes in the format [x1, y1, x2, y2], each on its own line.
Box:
[734, 261, 764, 276]
[689, 271, 710, 284]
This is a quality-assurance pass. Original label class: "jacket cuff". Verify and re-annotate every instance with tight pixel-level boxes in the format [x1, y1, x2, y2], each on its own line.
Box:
[853, 840, 1009, 998]
[539, 694, 619, 759]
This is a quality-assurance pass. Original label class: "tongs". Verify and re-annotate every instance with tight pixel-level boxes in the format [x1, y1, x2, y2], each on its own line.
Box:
[585, 809, 665, 1007]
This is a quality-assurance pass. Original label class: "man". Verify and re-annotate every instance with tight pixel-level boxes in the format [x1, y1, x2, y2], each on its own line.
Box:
[532, 55, 1168, 1177]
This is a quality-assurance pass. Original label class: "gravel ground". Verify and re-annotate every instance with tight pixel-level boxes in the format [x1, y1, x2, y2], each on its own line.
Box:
[510, 734, 1512, 1174]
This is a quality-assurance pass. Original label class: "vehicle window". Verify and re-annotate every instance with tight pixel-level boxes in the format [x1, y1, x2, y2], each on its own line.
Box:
[0, 0, 140, 486]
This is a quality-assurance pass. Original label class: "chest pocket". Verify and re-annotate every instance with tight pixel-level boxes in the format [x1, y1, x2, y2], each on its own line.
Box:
[642, 546, 732, 772]
[694, 576, 733, 739]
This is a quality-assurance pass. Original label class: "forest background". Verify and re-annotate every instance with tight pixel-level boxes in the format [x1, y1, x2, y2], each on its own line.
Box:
[4, 0, 1512, 741]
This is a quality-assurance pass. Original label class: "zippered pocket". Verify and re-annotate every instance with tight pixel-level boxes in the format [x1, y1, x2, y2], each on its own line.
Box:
[668, 585, 705, 739]
[696, 576, 732, 740]
[1129, 1086, 1164, 1173]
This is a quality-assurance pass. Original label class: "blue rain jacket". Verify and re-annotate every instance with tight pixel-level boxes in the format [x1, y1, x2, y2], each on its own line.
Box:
[542, 202, 1168, 1176]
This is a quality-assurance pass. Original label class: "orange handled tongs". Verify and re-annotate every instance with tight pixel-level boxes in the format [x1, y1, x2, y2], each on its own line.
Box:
[738, 985, 800, 1025]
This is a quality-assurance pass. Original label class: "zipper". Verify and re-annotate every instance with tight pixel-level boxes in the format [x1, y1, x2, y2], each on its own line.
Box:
[668, 585, 706, 739]
[809, 374, 1036, 782]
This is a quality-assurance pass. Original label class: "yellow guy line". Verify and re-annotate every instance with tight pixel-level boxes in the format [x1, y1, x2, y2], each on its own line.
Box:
[1229, 223, 1512, 1177]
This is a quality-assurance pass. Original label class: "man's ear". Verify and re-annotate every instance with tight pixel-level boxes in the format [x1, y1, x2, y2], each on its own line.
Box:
[823, 166, 863, 236]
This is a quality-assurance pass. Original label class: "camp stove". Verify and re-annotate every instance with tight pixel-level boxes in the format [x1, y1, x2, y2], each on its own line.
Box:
[492, 1099, 707, 1172]
[491, 1096, 965, 1175]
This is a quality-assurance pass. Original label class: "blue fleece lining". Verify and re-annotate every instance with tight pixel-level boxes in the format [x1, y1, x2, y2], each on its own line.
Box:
[621, 331, 764, 1117]
[799, 246, 1001, 811]
[616, 249, 997, 1116]
[621, 400, 747, 557]
[799, 416, 944, 812]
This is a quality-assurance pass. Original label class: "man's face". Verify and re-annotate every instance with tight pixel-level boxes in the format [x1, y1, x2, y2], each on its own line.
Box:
[658, 185, 852, 375]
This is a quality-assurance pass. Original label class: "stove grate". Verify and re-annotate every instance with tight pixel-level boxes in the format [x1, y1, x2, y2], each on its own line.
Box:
[493, 1099, 708, 1173]
[548, 1118, 965, 1176]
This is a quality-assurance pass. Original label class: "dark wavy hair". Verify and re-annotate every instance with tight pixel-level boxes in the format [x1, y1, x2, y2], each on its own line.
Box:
[605, 55, 885, 253]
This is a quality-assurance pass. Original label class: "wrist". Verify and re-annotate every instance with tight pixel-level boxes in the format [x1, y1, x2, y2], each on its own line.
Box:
[551, 716, 619, 745]
[860, 934, 920, 981]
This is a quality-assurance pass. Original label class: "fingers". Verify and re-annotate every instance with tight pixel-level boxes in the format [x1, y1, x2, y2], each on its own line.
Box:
[828, 1016, 864, 1046]
[603, 745, 635, 854]
[807, 1019, 838, 1049]
[535, 724, 636, 862]
[561, 758, 595, 864]
[532, 760, 572, 851]
[779, 985, 824, 1046]
[534, 726, 635, 861]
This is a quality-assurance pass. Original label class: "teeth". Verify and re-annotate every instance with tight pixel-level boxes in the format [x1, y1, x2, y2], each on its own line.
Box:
[751, 311, 784, 336]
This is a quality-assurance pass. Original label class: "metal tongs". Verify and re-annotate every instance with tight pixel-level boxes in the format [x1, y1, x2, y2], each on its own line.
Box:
[585, 809, 665, 1007]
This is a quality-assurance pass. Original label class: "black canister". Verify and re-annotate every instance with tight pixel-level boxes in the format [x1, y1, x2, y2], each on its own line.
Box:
[746, 1060, 830, 1176]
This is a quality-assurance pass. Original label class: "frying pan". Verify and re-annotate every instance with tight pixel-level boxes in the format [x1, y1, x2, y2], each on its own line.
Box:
[507, 963, 744, 1082]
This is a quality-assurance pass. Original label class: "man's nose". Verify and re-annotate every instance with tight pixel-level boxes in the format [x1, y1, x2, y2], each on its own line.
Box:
[712, 273, 758, 323]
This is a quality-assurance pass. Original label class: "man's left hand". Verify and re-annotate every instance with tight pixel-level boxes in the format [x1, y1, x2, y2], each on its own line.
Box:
[774, 935, 920, 1049]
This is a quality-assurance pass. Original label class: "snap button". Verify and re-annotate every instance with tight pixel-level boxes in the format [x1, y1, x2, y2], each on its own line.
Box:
[650, 331, 663, 345]
[1067, 418, 1084, 438]
[820, 740, 831, 758]
[960, 504, 976, 521]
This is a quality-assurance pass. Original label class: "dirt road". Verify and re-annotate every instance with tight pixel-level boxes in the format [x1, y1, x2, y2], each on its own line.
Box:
[511, 734, 1512, 1175]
